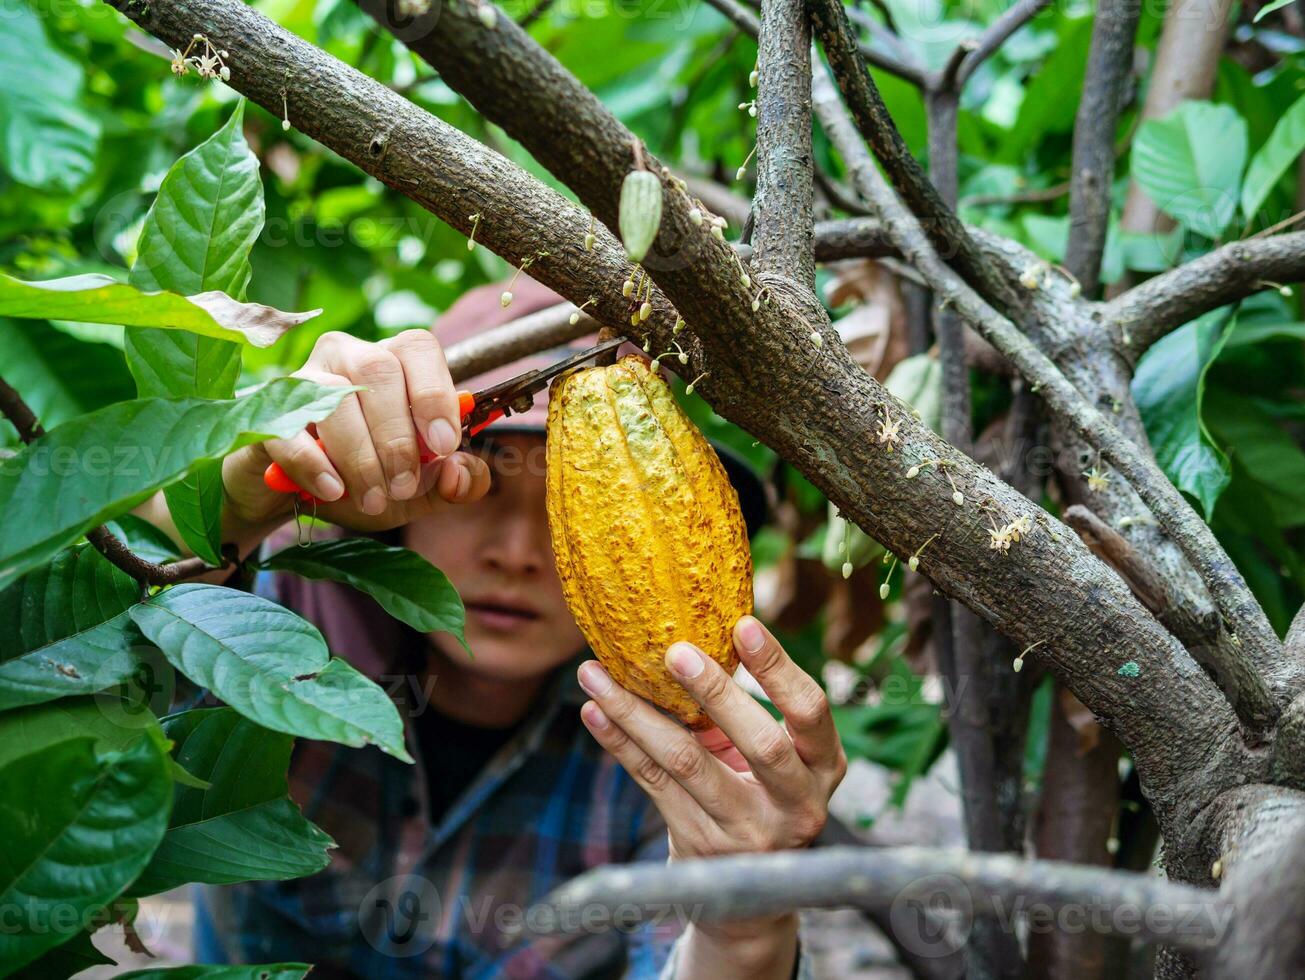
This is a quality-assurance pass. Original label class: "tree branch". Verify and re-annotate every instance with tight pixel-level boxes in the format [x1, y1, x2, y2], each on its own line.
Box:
[445, 303, 598, 381]
[530, 847, 1226, 951]
[808, 0, 1022, 320]
[953, 0, 1053, 89]
[1064, 0, 1140, 296]
[701, 0, 760, 38]
[1064, 505, 1275, 748]
[0, 375, 227, 587]
[811, 59, 1283, 732]
[842, 5, 931, 88]
[752, 0, 816, 286]
[116, 0, 1259, 843]
[1103, 232, 1305, 360]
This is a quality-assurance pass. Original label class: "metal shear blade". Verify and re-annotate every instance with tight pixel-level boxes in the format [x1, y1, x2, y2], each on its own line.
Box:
[463, 337, 625, 432]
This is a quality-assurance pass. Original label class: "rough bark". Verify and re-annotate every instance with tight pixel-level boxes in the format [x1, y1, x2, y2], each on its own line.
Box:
[752, 0, 816, 286]
[1064, 0, 1140, 297]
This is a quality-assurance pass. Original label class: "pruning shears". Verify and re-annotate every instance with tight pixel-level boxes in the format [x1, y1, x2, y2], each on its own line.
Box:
[263, 337, 625, 503]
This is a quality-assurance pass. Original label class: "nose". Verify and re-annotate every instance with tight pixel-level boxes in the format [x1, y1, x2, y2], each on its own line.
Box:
[480, 510, 547, 578]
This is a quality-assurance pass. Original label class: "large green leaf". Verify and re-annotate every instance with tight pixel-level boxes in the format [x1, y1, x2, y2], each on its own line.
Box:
[130, 585, 412, 762]
[1241, 91, 1305, 221]
[131, 709, 334, 895]
[129, 101, 264, 304]
[0, 736, 171, 974]
[0, 5, 101, 192]
[0, 274, 320, 347]
[127, 101, 267, 564]
[1133, 308, 1235, 518]
[1131, 102, 1246, 240]
[116, 967, 311, 980]
[0, 378, 352, 590]
[260, 538, 468, 649]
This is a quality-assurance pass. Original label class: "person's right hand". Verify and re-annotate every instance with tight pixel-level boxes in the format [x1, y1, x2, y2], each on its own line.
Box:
[222, 329, 492, 535]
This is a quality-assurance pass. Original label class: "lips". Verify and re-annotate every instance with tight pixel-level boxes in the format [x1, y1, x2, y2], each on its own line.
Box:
[464, 595, 542, 632]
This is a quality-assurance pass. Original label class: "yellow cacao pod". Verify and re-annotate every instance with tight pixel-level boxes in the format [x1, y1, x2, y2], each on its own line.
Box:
[546, 355, 753, 729]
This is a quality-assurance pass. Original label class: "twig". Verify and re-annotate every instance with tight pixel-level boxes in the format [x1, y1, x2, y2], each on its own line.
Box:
[1064, 0, 1141, 296]
[808, 0, 1023, 320]
[751, 0, 816, 285]
[701, 0, 760, 37]
[961, 181, 1070, 208]
[953, 0, 1053, 88]
[0, 375, 228, 587]
[517, 0, 554, 28]
[445, 302, 599, 381]
[842, 7, 930, 87]
[1065, 505, 1275, 734]
[811, 59, 1283, 729]
[529, 847, 1227, 950]
[1103, 232, 1305, 359]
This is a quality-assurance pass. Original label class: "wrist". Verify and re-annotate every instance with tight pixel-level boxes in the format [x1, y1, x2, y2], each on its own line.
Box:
[680, 912, 798, 979]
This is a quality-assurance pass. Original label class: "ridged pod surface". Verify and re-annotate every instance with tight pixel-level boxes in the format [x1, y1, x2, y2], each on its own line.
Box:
[546, 355, 753, 729]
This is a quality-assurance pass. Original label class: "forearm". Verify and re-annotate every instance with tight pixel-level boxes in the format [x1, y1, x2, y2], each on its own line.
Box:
[673, 914, 799, 980]
[131, 461, 292, 575]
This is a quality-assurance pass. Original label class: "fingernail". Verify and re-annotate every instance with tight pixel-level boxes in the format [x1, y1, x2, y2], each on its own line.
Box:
[362, 486, 387, 515]
[315, 473, 344, 501]
[454, 463, 471, 500]
[668, 643, 704, 679]
[736, 616, 765, 654]
[581, 701, 609, 730]
[390, 470, 417, 498]
[429, 418, 459, 457]
[578, 661, 612, 697]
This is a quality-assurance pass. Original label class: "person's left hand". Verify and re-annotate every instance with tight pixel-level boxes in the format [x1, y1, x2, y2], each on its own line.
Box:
[576, 614, 847, 862]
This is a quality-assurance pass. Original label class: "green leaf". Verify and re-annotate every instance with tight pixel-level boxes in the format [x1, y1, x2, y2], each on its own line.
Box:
[1133, 308, 1235, 517]
[1131, 102, 1247, 240]
[1000, 15, 1093, 163]
[1241, 91, 1305, 221]
[0, 274, 320, 347]
[130, 709, 334, 895]
[259, 538, 468, 648]
[0, 5, 101, 192]
[0, 543, 149, 712]
[129, 585, 412, 762]
[0, 611, 146, 714]
[115, 967, 311, 980]
[0, 319, 134, 447]
[0, 378, 353, 590]
[1205, 389, 1305, 528]
[127, 102, 267, 564]
[129, 102, 264, 302]
[1255, 0, 1296, 21]
[0, 736, 171, 973]
[0, 697, 169, 771]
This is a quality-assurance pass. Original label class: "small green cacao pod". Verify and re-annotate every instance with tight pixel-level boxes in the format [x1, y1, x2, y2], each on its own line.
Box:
[619, 170, 664, 263]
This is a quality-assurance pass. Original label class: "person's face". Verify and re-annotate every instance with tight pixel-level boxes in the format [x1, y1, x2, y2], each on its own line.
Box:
[403, 432, 586, 681]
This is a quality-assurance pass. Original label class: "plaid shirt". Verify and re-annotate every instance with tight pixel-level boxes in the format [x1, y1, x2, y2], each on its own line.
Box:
[195, 565, 681, 978]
